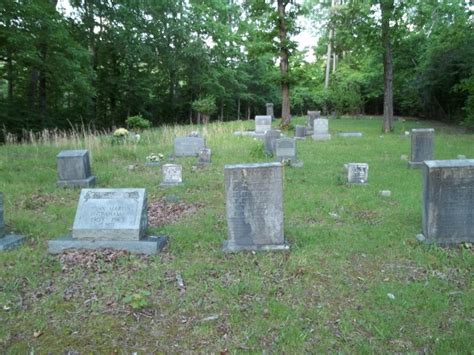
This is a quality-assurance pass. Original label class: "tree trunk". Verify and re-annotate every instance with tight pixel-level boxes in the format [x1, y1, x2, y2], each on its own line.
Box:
[381, 0, 394, 132]
[237, 97, 241, 120]
[219, 101, 224, 121]
[247, 104, 251, 120]
[325, 0, 336, 89]
[277, 0, 291, 127]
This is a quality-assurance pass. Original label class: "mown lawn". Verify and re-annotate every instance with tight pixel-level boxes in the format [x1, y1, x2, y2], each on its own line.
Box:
[0, 117, 473, 353]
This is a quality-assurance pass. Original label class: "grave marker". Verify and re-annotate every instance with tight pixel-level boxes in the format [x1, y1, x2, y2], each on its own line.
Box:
[275, 138, 302, 167]
[307, 110, 320, 129]
[174, 136, 205, 157]
[57, 150, 96, 188]
[222, 162, 289, 252]
[255, 115, 272, 133]
[409, 128, 434, 168]
[0, 193, 26, 251]
[264, 130, 281, 155]
[312, 118, 331, 141]
[338, 132, 363, 138]
[161, 164, 183, 186]
[266, 103, 274, 120]
[347, 163, 369, 184]
[197, 147, 212, 166]
[295, 125, 306, 139]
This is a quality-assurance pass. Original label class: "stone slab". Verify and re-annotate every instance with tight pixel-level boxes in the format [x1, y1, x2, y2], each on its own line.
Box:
[338, 132, 363, 137]
[347, 163, 369, 184]
[264, 130, 282, 155]
[0, 234, 26, 251]
[222, 240, 289, 253]
[72, 188, 147, 241]
[421, 159, 474, 244]
[57, 175, 96, 188]
[409, 128, 434, 168]
[275, 138, 298, 165]
[223, 162, 286, 251]
[255, 115, 272, 133]
[174, 136, 205, 157]
[48, 235, 167, 255]
[161, 164, 183, 186]
[295, 125, 306, 139]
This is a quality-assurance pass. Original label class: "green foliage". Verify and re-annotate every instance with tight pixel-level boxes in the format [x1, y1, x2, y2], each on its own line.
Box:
[126, 115, 152, 130]
[123, 290, 151, 310]
[191, 96, 217, 116]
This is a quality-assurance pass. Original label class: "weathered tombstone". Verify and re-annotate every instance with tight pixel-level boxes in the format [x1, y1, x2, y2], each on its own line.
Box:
[347, 163, 369, 184]
[48, 188, 167, 254]
[0, 193, 26, 251]
[266, 103, 274, 120]
[275, 138, 302, 167]
[197, 147, 212, 166]
[307, 110, 320, 129]
[338, 132, 363, 138]
[222, 162, 289, 252]
[161, 164, 183, 186]
[255, 115, 272, 133]
[264, 130, 281, 156]
[409, 128, 434, 168]
[419, 160, 474, 244]
[57, 150, 96, 188]
[295, 125, 306, 139]
[312, 118, 331, 141]
[174, 136, 205, 157]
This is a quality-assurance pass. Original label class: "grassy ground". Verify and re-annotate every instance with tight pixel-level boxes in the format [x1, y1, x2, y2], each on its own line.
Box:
[0, 117, 473, 353]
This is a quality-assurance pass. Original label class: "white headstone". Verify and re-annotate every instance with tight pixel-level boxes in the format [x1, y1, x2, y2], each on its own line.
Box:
[312, 118, 331, 141]
[347, 163, 369, 184]
[161, 164, 183, 186]
[255, 115, 272, 133]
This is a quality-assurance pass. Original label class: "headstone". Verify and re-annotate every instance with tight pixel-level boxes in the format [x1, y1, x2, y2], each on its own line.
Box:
[264, 130, 281, 155]
[266, 103, 274, 120]
[161, 164, 183, 186]
[409, 128, 434, 168]
[295, 125, 306, 139]
[197, 147, 212, 165]
[307, 110, 320, 129]
[347, 163, 369, 184]
[255, 115, 272, 133]
[421, 160, 474, 244]
[275, 138, 302, 167]
[312, 118, 331, 141]
[57, 150, 96, 188]
[0, 193, 26, 251]
[222, 162, 288, 252]
[174, 136, 205, 157]
[48, 188, 167, 254]
[338, 132, 363, 138]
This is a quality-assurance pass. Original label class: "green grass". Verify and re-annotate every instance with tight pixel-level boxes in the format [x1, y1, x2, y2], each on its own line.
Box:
[0, 117, 473, 353]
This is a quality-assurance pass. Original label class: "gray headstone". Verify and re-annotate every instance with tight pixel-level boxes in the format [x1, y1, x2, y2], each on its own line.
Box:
[421, 160, 474, 244]
[264, 130, 282, 155]
[198, 147, 212, 165]
[222, 162, 288, 252]
[174, 136, 205, 157]
[275, 138, 298, 165]
[409, 128, 434, 168]
[295, 125, 306, 139]
[72, 188, 147, 240]
[338, 132, 363, 138]
[255, 115, 272, 133]
[307, 111, 320, 129]
[48, 188, 166, 254]
[266, 103, 274, 120]
[0, 193, 26, 251]
[312, 118, 331, 141]
[347, 163, 369, 184]
[57, 150, 96, 188]
[161, 164, 183, 186]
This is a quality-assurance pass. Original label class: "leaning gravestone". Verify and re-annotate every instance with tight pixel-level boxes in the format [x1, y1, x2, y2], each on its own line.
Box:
[222, 162, 289, 252]
[275, 138, 302, 167]
[295, 125, 306, 139]
[174, 136, 205, 157]
[266, 103, 274, 120]
[264, 130, 281, 156]
[0, 193, 26, 251]
[57, 150, 96, 188]
[161, 164, 183, 186]
[312, 118, 331, 141]
[255, 115, 272, 134]
[418, 160, 474, 245]
[48, 188, 167, 254]
[409, 128, 434, 168]
[347, 163, 369, 184]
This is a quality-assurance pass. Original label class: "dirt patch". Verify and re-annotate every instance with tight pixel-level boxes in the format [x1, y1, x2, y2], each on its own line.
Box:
[148, 199, 202, 227]
[354, 209, 382, 225]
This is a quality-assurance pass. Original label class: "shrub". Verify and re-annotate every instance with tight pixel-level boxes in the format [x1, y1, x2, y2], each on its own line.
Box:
[126, 115, 151, 130]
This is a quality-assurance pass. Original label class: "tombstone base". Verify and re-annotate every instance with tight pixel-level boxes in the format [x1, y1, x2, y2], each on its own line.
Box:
[57, 176, 96, 188]
[408, 161, 423, 168]
[222, 240, 290, 253]
[312, 134, 331, 141]
[338, 132, 363, 138]
[160, 182, 183, 187]
[0, 234, 26, 251]
[233, 131, 266, 139]
[416, 233, 466, 247]
[144, 162, 161, 167]
[48, 235, 168, 255]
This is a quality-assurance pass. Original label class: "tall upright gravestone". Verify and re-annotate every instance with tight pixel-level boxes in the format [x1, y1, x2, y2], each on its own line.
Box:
[409, 128, 434, 168]
[222, 162, 288, 252]
[266, 103, 274, 120]
[420, 159, 474, 244]
[48, 188, 167, 254]
[57, 150, 96, 188]
[312, 118, 331, 141]
[255, 115, 272, 134]
[0, 193, 26, 251]
[275, 138, 302, 167]
[264, 130, 281, 155]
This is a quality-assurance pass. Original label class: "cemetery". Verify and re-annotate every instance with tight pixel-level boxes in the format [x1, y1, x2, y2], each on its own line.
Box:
[1, 0, 473, 352]
[0, 117, 472, 352]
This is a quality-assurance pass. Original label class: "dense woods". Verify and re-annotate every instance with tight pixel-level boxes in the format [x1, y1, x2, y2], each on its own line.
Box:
[0, 0, 473, 134]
